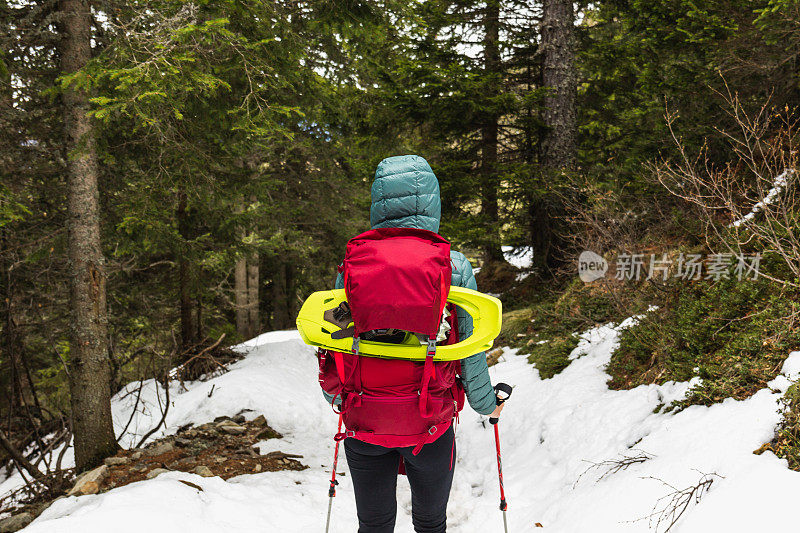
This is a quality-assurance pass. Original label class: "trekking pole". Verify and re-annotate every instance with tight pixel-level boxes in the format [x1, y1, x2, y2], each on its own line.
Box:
[489, 383, 513, 533]
[325, 413, 344, 533]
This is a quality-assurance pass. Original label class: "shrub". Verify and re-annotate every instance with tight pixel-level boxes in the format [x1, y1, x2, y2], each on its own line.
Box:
[608, 274, 800, 408]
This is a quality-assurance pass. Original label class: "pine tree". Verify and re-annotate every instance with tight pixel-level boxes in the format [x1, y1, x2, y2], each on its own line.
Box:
[540, 0, 577, 171]
[59, 0, 118, 471]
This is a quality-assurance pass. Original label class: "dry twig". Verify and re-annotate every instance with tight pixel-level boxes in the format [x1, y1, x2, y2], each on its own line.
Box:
[629, 471, 723, 533]
[574, 449, 655, 487]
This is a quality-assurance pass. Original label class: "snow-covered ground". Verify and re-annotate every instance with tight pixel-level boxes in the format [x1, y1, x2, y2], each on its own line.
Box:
[10, 321, 800, 532]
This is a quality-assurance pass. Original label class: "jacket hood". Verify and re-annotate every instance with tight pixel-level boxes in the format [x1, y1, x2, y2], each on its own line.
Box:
[369, 155, 441, 233]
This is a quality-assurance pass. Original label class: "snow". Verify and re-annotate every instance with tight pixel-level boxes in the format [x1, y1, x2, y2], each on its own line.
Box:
[502, 245, 533, 269]
[729, 169, 794, 228]
[779, 351, 800, 382]
[471, 246, 533, 277]
[12, 321, 800, 532]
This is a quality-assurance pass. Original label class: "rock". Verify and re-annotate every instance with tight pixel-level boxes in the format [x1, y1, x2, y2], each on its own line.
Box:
[232, 414, 246, 424]
[197, 425, 218, 436]
[168, 455, 198, 469]
[217, 422, 246, 435]
[132, 463, 148, 472]
[68, 465, 108, 496]
[104, 456, 129, 466]
[74, 480, 101, 495]
[193, 465, 214, 477]
[253, 464, 262, 473]
[146, 468, 169, 479]
[255, 427, 282, 440]
[146, 441, 175, 456]
[251, 415, 267, 427]
[0, 512, 33, 532]
[213, 415, 231, 423]
[175, 437, 192, 447]
[131, 451, 143, 460]
[187, 440, 212, 454]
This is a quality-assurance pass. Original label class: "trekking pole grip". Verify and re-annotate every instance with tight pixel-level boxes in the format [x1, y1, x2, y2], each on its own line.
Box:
[489, 382, 513, 425]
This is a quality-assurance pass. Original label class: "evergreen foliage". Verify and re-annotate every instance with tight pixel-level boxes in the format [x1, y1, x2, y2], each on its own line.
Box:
[4, 0, 800, 470]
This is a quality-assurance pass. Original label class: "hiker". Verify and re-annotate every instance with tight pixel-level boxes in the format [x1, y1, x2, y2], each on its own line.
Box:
[317, 155, 505, 533]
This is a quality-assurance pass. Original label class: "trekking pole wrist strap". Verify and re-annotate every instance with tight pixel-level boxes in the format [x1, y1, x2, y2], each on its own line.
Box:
[494, 383, 513, 405]
[489, 383, 512, 425]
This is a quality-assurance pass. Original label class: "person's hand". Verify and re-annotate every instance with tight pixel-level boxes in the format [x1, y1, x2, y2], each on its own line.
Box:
[489, 383, 512, 424]
[489, 402, 505, 420]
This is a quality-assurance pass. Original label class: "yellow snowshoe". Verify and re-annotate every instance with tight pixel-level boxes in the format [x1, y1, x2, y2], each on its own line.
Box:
[296, 286, 502, 361]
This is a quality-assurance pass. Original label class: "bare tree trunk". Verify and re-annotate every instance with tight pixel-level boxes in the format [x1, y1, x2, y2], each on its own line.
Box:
[531, 0, 577, 273]
[481, 0, 504, 264]
[271, 261, 290, 330]
[540, 0, 577, 171]
[234, 255, 248, 337]
[176, 190, 193, 349]
[60, 0, 117, 471]
[195, 293, 202, 341]
[1, 231, 27, 412]
[246, 254, 259, 337]
[286, 263, 297, 320]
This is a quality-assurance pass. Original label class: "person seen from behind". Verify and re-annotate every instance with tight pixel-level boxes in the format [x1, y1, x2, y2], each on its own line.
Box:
[317, 155, 506, 533]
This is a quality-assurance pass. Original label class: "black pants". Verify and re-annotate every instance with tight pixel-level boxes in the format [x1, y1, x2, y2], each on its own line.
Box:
[344, 427, 456, 533]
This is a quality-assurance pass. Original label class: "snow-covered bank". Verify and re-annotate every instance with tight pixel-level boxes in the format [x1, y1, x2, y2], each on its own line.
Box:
[16, 322, 800, 532]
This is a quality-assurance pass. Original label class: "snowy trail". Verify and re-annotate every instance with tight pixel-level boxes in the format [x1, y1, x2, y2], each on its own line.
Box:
[11, 322, 800, 532]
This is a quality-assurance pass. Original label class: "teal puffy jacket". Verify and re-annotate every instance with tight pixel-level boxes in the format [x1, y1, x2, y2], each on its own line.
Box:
[327, 154, 496, 415]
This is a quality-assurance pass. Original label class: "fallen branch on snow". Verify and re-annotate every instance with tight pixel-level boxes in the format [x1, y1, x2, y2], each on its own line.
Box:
[629, 470, 723, 533]
[574, 449, 655, 487]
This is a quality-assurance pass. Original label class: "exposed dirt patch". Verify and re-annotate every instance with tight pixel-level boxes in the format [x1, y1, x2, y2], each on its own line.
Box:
[103, 414, 306, 490]
[0, 414, 306, 531]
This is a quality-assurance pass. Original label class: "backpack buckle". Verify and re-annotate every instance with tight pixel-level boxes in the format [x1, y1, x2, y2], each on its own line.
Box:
[426, 338, 436, 357]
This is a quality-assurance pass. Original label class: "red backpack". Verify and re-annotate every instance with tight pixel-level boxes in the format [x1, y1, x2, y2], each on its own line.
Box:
[317, 227, 465, 455]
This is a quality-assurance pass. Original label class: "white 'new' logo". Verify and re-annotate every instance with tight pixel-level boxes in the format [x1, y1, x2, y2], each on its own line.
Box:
[578, 251, 608, 282]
